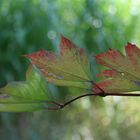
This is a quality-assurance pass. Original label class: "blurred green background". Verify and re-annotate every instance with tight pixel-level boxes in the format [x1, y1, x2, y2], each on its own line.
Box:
[0, 0, 140, 140]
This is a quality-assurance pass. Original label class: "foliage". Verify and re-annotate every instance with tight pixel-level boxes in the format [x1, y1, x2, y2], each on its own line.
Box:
[25, 36, 91, 88]
[0, 66, 53, 112]
[0, 0, 140, 140]
[95, 43, 140, 93]
[1, 36, 140, 112]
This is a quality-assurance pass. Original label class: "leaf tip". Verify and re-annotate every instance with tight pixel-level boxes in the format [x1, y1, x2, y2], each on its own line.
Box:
[126, 42, 137, 50]
[60, 35, 68, 44]
[59, 35, 76, 56]
[23, 49, 46, 59]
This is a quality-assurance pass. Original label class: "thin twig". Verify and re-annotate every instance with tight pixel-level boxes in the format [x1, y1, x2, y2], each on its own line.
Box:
[56, 92, 140, 110]
[104, 93, 140, 97]
[46, 79, 140, 110]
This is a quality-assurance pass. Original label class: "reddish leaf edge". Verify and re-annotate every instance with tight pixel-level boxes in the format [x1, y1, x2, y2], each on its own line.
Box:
[17, 38, 140, 110]
[30, 41, 140, 110]
[53, 42, 140, 110]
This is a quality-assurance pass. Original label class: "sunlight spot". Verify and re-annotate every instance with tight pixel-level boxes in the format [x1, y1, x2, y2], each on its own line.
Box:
[108, 5, 116, 15]
[121, 73, 124, 76]
[131, 7, 138, 16]
[80, 127, 94, 140]
[112, 96, 122, 103]
[102, 117, 110, 126]
[81, 98, 91, 109]
[92, 19, 102, 28]
[47, 30, 56, 39]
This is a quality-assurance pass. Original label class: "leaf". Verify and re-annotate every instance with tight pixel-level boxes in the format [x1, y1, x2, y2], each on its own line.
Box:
[25, 36, 91, 89]
[0, 95, 47, 112]
[95, 43, 140, 93]
[0, 66, 54, 112]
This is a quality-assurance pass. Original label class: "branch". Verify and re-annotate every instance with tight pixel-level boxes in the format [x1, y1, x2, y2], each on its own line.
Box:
[47, 92, 140, 110]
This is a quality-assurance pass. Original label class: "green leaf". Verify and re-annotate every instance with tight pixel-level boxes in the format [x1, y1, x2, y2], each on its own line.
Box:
[0, 104, 45, 112]
[0, 66, 53, 112]
[25, 36, 91, 89]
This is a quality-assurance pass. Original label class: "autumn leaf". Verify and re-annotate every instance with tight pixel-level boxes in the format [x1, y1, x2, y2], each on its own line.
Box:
[95, 43, 140, 93]
[0, 66, 55, 112]
[25, 36, 91, 89]
[1, 38, 140, 112]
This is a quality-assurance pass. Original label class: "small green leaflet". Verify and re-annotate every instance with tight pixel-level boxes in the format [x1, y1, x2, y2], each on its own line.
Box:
[25, 36, 91, 89]
[0, 66, 54, 112]
[95, 43, 140, 93]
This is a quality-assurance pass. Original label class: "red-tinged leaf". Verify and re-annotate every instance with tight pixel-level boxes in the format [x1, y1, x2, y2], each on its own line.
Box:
[95, 43, 140, 93]
[125, 43, 140, 73]
[25, 36, 91, 89]
[24, 49, 55, 68]
[94, 80, 111, 93]
[60, 35, 77, 54]
[94, 78, 140, 93]
[96, 69, 119, 78]
[95, 49, 125, 69]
